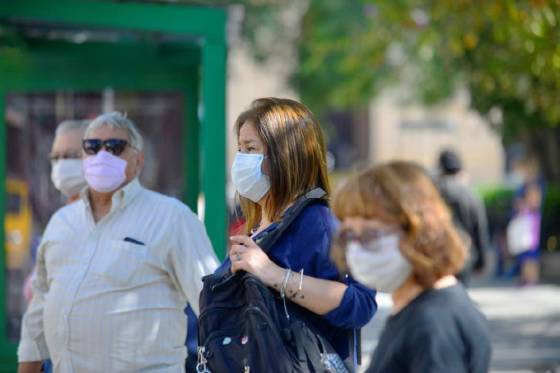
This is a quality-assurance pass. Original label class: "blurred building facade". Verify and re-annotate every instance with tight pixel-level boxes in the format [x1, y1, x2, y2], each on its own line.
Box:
[369, 88, 504, 185]
[226, 42, 297, 166]
[225, 7, 504, 187]
[225, 5, 298, 202]
[226, 48, 505, 187]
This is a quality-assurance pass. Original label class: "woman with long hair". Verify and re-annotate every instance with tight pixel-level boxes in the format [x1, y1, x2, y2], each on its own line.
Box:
[212, 98, 377, 367]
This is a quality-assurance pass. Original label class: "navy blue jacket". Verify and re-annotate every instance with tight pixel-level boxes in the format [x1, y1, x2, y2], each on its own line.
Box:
[217, 203, 377, 359]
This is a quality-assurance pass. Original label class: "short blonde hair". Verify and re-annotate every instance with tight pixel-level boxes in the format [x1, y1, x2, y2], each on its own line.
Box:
[332, 161, 467, 288]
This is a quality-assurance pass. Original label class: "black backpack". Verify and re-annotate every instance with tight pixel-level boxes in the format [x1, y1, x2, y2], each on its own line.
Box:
[197, 188, 352, 373]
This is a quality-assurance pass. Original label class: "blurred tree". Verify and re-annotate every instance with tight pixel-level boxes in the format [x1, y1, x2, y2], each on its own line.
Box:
[4, 0, 558, 180]
[239, 0, 560, 183]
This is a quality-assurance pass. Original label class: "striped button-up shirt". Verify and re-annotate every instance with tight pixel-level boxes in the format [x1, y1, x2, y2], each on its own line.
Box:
[18, 178, 219, 372]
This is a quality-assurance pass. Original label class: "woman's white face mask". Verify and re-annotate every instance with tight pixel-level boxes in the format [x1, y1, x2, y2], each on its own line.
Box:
[231, 152, 270, 202]
[345, 234, 412, 293]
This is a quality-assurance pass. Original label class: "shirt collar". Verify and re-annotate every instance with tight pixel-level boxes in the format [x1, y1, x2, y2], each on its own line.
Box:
[111, 177, 142, 208]
[80, 185, 90, 208]
[81, 177, 142, 210]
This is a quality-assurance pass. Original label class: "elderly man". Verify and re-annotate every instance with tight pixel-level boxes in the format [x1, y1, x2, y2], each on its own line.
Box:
[24, 119, 90, 303]
[18, 112, 219, 373]
[49, 119, 90, 202]
[22, 119, 89, 373]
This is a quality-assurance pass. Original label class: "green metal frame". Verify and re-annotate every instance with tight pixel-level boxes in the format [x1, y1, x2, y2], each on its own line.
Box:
[0, 1, 227, 370]
[0, 89, 9, 373]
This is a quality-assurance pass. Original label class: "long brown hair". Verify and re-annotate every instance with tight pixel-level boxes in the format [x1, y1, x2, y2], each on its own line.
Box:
[235, 98, 330, 234]
[332, 161, 466, 288]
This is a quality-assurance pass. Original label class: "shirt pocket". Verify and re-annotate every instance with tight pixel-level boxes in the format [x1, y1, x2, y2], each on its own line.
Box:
[92, 240, 149, 287]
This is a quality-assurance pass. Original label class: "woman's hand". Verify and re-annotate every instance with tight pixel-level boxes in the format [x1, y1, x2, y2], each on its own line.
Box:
[229, 235, 283, 286]
[229, 235, 349, 316]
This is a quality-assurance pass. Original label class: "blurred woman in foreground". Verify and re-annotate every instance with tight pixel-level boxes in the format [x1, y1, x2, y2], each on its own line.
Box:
[332, 161, 491, 373]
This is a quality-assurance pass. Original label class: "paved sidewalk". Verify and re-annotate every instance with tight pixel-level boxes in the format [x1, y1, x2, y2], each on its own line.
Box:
[359, 280, 560, 373]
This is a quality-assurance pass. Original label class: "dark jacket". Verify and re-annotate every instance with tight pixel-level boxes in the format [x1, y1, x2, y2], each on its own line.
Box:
[437, 176, 491, 271]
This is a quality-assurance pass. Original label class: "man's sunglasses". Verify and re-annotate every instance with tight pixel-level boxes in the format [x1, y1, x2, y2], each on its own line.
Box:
[82, 138, 130, 156]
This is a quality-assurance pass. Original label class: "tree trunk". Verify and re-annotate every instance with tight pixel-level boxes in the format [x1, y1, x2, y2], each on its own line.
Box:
[527, 127, 560, 185]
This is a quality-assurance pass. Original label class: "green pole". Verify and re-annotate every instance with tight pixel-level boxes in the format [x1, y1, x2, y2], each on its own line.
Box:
[0, 90, 5, 346]
[0, 90, 17, 371]
[183, 75, 200, 213]
[201, 41, 227, 259]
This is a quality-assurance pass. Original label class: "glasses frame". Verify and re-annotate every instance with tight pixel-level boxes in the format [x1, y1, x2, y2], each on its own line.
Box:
[49, 152, 82, 162]
[335, 227, 400, 249]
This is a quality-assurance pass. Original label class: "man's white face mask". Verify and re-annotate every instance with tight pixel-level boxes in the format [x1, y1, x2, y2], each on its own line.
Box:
[51, 159, 87, 197]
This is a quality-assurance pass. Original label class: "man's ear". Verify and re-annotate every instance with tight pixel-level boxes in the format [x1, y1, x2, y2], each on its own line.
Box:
[136, 150, 145, 173]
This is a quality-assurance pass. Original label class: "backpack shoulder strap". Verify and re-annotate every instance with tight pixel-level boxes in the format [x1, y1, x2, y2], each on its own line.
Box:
[255, 187, 327, 251]
[213, 188, 327, 281]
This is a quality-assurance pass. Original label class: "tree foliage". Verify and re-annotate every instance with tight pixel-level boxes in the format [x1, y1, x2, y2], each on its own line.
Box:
[242, 0, 560, 182]
[298, 1, 560, 121]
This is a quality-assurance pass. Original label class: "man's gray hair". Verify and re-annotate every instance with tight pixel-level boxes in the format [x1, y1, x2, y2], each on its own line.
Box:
[55, 119, 90, 138]
[84, 111, 144, 150]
